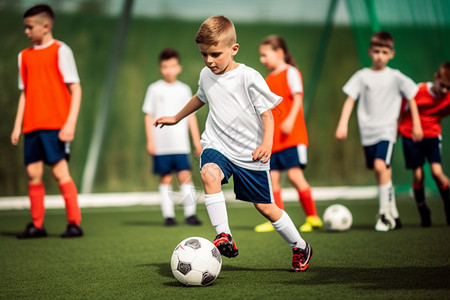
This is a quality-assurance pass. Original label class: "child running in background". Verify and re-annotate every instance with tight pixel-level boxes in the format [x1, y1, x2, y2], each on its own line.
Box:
[255, 35, 322, 233]
[155, 16, 312, 272]
[335, 31, 423, 232]
[11, 4, 83, 238]
[398, 62, 450, 227]
[142, 48, 203, 226]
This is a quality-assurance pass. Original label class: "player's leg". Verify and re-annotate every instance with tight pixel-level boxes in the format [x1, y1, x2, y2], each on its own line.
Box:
[17, 161, 48, 238]
[18, 131, 47, 238]
[430, 163, 450, 225]
[200, 149, 236, 257]
[176, 169, 201, 225]
[51, 158, 83, 237]
[369, 141, 397, 231]
[159, 174, 176, 226]
[402, 136, 430, 226]
[254, 170, 281, 232]
[426, 137, 450, 225]
[254, 203, 312, 272]
[287, 167, 322, 232]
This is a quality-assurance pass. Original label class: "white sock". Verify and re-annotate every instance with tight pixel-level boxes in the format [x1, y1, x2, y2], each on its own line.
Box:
[181, 183, 196, 218]
[272, 210, 306, 249]
[159, 184, 174, 218]
[378, 182, 391, 216]
[204, 192, 230, 235]
[388, 181, 399, 218]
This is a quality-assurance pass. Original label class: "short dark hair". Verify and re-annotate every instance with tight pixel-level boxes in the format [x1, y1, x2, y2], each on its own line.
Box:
[370, 31, 394, 49]
[24, 4, 54, 20]
[159, 48, 180, 63]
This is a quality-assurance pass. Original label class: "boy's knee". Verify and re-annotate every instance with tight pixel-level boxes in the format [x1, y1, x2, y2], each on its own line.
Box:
[201, 163, 222, 185]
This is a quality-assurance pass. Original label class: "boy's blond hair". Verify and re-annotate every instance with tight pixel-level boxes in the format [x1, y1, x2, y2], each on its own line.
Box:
[195, 15, 236, 46]
[370, 31, 394, 50]
[438, 62, 450, 84]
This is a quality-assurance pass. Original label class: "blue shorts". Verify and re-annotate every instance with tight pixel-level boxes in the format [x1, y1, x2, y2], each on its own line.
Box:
[153, 154, 191, 175]
[363, 141, 394, 170]
[270, 144, 307, 171]
[24, 130, 70, 165]
[200, 149, 273, 204]
[401, 136, 442, 169]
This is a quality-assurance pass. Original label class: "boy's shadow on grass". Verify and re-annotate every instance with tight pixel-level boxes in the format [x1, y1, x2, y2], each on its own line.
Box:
[141, 262, 450, 291]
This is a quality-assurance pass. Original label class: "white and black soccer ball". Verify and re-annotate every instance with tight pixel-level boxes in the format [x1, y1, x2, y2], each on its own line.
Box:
[323, 204, 353, 231]
[171, 237, 222, 286]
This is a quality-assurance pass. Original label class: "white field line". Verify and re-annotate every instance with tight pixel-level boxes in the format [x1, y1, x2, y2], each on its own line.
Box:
[0, 186, 378, 210]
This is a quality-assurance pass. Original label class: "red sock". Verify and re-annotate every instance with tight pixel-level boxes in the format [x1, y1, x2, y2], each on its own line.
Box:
[29, 183, 45, 228]
[273, 189, 284, 210]
[59, 180, 81, 225]
[297, 187, 318, 217]
[439, 179, 449, 190]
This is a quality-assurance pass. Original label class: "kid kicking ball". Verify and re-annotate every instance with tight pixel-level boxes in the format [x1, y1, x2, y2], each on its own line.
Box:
[323, 204, 353, 231]
[171, 237, 222, 286]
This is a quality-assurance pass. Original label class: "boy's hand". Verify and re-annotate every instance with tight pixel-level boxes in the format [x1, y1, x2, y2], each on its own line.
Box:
[154, 116, 177, 128]
[59, 123, 76, 142]
[335, 125, 348, 141]
[411, 125, 424, 142]
[11, 128, 21, 146]
[252, 144, 271, 164]
[280, 117, 295, 135]
[146, 141, 155, 155]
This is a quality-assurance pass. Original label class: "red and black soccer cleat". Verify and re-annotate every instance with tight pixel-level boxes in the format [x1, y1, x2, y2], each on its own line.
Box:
[213, 232, 239, 258]
[290, 243, 312, 272]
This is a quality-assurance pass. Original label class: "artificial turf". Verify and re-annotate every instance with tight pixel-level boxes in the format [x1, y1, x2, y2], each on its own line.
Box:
[0, 195, 449, 299]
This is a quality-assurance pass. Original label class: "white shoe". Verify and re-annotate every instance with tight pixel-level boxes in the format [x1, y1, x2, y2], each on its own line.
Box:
[375, 214, 394, 232]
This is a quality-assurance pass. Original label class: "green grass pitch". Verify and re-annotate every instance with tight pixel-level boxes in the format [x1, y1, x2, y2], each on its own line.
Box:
[1, 195, 449, 299]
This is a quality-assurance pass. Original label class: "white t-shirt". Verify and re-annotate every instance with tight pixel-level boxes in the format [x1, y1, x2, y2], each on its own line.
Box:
[343, 67, 418, 146]
[142, 79, 193, 155]
[18, 39, 80, 90]
[197, 64, 282, 171]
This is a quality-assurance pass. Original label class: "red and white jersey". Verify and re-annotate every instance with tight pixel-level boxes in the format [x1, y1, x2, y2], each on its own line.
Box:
[18, 39, 80, 133]
[399, 82, 450, 138]
[265, 65, 308, 153]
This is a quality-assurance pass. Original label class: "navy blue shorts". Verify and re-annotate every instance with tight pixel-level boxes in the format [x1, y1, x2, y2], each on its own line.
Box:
[270, 144, 307, 171]
[24, 130, 70, 165]
[153, 154, 191, 175]
[401, 136, 442, 169]
[363, 141, 394, 170]
[200, 149, 273, 204]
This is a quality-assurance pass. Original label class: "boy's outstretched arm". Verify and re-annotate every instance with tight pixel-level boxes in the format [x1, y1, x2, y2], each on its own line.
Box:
[252, 110, 274, 164]
[11, 92, 26, 146]
[335, 96, 355, 141]
[408, 98, 424, 142]
[154, 94, 204, 128]
[59, 83, 82, 142]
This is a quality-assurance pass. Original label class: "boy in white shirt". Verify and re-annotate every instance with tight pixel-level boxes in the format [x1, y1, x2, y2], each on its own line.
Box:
[142, 48, 203, 226]
[155, 16, 312, 272]
[335, 31, 423, 232]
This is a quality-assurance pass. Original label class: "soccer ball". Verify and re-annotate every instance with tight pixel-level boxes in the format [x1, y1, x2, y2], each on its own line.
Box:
[323, 204, 353, 231]
[171, 237, 222, 286]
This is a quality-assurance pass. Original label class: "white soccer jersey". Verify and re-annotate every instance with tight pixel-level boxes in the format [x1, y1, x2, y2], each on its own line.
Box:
[18, 39, 80, 90]
[197, 64, 282, 171]
[142, 79, 193, 155]
[343, 67, 418, 146]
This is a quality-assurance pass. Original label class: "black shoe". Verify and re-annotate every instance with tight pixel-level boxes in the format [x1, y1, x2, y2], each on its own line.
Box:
[17, 223, 48, 239]
[213, 233, 239, 258]
[394, 218, 403, 229]
[290, 243, 313, 272]
[185, 215, 202, 226]
[164, 217, 177, 226]
[418, 205, 431, 227]
[61, 223, 83, 238]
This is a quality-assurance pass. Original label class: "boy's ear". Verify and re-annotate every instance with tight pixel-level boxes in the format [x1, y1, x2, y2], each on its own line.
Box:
[231, 43, 239, 56]
[390, 49, 395, 59]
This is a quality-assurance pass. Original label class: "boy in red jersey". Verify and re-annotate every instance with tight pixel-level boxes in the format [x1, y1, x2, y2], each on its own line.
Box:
[11, 4, 83, 238]
[398, 62, 450, 227]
